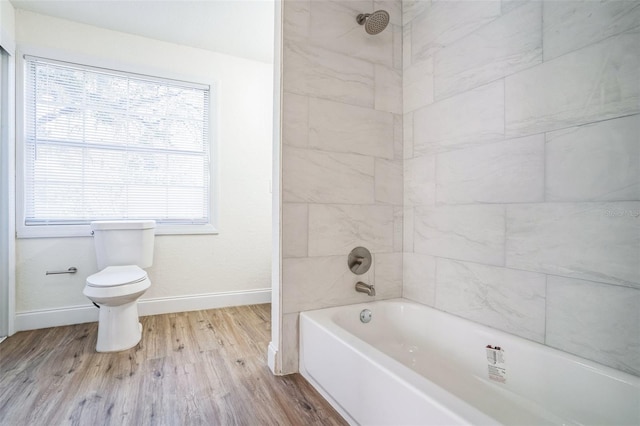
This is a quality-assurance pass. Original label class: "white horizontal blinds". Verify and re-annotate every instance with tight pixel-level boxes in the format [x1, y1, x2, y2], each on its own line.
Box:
[24, 56, 210, 226]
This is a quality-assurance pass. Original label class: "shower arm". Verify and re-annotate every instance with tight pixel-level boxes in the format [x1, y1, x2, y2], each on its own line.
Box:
[356, 14, 371, 25]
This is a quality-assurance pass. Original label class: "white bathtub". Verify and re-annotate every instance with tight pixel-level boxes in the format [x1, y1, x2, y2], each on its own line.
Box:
[299, 299, 640, 426]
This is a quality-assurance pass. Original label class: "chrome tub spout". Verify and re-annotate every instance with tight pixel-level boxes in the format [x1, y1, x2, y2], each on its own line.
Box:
[355, 281, 376, 296]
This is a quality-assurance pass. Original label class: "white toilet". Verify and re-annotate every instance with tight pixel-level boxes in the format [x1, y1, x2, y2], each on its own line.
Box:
[83, 220, 156, 352]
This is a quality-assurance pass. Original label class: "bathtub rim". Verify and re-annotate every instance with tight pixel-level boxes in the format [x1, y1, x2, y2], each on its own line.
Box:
[302, 298, 640, 387]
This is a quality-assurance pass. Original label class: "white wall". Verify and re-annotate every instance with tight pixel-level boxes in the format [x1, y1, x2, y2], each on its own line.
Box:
[14, 10, 273, 326]
[0, 0, 15, 47]
[403, 0, 640, 377]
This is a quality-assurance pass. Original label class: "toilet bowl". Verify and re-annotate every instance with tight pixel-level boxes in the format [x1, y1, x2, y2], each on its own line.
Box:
[83, 220, 156, 352]
[84, 265, 151, 352]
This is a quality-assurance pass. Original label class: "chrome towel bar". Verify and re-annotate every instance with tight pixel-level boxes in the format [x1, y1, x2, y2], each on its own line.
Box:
[46, 267, 78, 275]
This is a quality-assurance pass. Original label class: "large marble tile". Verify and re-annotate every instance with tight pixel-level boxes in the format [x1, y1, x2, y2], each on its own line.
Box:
[309, 0, 394, 67]
[375, 64, 403, 114]
[403, 252, 436, 306]
[546, 115, 640, 202]
[283, 41, 375, 108]
[414, 204, 506, 266]
[308, 204, 395, 256]
[376, 0, 403, 27]
[403, 206, 414, 252]
[506, 202, 640, 287]
[373, 252, 403, 298]
[393, 114, 403, 160]
[282, 255, 374, 313]
[435, 258, 546, 342]
[501, 0, 528, 15]
[404, 154, 436, 206]
[403, 0, 431, 25]
[393, 206, 403, 252]
[546, 276, 640, 376]
[544, 0, 640, 61]
[282, 147, 375, 204]
[308, 98, 394, 159]
[375, 159, 403, 205]
[281, 312, 300, 374]
[413, 81, 505, 155]
[392, 24, 403, 70]
[282, 203, 308, 259]
[411, 0, 501, 61]
[436, 135, 545, 204]
[402, 21, 412, 70]
[282, 92, 308, 148]
[283, 0, 310, 43]
[403, 112, 414, 159]
[434, 1, 542, 100]
[505, 32, 640, 137]
[403, 57, 434, 113]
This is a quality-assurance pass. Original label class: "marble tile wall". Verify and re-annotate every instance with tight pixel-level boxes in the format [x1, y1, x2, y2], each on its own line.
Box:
[403, 0, 640, 376]
[279, 0, 639, 377]
[280, 0, 403, 373]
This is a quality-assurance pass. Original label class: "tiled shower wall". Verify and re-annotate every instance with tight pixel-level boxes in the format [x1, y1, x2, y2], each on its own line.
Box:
[403, 0, 640, 376]
[279, 0, 639, 377]
[280, 0, 404, 373]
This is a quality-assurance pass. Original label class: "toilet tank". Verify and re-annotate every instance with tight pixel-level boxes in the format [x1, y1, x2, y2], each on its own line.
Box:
[91, 220, 156, 270]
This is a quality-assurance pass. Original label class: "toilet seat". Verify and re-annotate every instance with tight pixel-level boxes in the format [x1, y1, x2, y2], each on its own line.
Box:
[87, 265, 148, 288]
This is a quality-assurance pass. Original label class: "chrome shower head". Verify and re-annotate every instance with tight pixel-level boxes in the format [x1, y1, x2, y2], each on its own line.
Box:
[356, 10, 389, 35]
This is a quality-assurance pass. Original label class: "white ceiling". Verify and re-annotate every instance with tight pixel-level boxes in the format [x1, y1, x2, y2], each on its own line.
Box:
[10, 0, 275, 63]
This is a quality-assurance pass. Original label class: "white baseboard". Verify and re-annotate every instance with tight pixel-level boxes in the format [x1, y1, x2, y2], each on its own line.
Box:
[15, 304, 99, 331]
[14, 288, 271, 332]
[267, 341, 279, 374]
[137, 288, 271, 316]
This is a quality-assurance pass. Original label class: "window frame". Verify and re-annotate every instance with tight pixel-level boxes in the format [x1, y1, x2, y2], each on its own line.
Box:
[16, 47, 219, 238]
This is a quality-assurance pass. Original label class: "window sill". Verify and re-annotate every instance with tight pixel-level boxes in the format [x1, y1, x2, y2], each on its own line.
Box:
[16, 223, 219, 239]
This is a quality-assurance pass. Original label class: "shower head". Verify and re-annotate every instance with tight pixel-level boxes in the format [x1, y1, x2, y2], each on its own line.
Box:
[356, 10, 389, 35]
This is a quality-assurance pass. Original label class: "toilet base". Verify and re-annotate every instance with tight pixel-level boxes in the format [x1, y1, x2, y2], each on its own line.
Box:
[96, 300, 143, 352]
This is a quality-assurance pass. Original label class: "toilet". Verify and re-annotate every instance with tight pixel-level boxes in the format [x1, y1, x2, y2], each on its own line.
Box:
[83, 220, 156, 352]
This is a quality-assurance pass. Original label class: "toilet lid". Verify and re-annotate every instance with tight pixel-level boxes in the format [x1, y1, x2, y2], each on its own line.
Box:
[86, 265, 148, 287]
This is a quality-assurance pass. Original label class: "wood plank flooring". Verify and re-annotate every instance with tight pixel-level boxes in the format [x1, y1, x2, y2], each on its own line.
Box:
[0, 304, 347, 426]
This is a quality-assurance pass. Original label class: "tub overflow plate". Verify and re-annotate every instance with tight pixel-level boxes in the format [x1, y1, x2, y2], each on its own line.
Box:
[360, 309, 372, 323]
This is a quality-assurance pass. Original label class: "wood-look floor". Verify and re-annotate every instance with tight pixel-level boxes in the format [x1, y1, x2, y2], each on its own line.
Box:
[0, 304, 347, 426]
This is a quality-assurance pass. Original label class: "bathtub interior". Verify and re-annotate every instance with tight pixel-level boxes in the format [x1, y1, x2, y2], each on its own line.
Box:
[300, 299, 640, 426]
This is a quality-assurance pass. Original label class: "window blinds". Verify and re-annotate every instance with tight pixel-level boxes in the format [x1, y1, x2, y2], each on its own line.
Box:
[23, 56, 211, 226]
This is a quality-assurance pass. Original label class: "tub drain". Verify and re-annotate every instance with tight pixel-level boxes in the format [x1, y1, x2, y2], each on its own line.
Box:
[360, 309, 372, 323]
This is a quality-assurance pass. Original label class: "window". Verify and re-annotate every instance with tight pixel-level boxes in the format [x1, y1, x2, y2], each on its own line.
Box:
[20, 56, 214, 237]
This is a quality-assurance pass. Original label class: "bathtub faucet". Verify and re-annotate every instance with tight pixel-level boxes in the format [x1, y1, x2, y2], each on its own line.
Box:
[355, 281, 376, 296]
